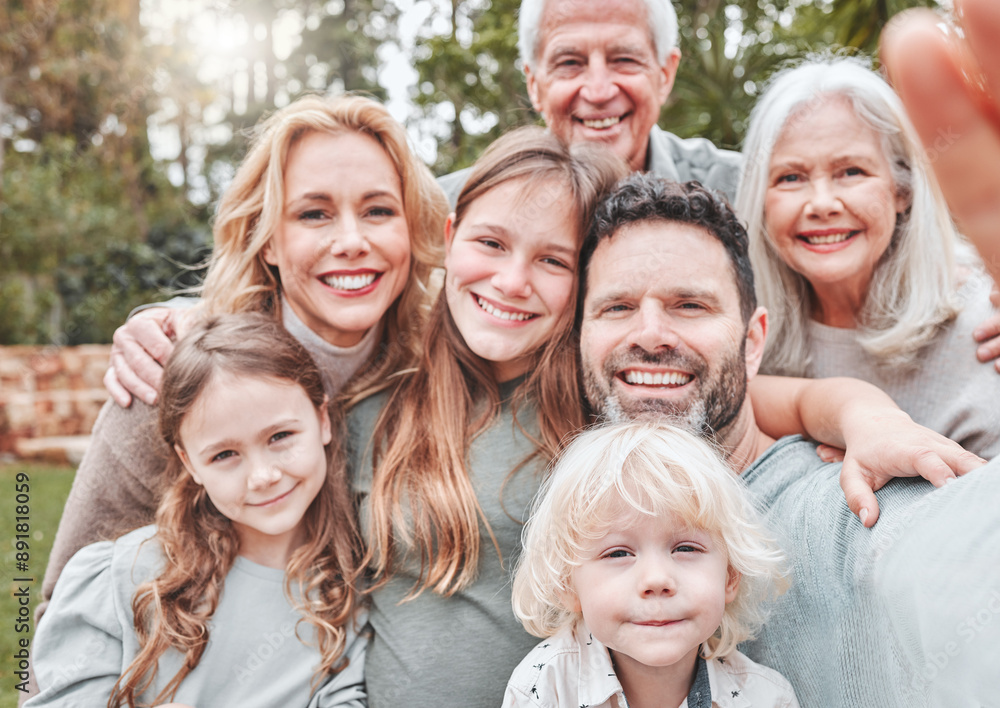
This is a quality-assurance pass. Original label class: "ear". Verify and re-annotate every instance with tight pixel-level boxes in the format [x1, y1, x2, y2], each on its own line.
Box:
[725, 567, 741, 604]
[175, 444, 203, 486]
[744, 306, 768, 381]
[557, 585, 582, 614]
[443, 212, 458, 261]
[525, 64, 543, 113]
[318, 396, 333, 446]
[894, 186, 910, 215]
[656, 47, 682, 106]
[262, 239, 279, 267]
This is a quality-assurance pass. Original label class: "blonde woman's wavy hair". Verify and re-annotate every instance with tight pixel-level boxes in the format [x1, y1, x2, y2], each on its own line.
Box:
[736, 55, 971, 375]
[511, 421, 788, 659]
[109, 313, 361, 707]
[199, 94, 448, 403]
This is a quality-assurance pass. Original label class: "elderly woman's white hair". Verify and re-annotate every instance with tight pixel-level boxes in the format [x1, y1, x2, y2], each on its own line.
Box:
[736, 55, 969, 375]
[517, 0, 678, 68]
[510, 421, 787, 659]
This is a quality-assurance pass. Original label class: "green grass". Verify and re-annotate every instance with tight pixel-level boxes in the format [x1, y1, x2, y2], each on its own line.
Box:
[1, 462, 76, 708]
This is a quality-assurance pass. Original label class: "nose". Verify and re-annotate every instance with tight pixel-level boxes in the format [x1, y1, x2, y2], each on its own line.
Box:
[580, 55, 618, 105]
[805, 178, 843, 218]
[638, 554, 676, 597]
[626, 303, 681, 352]
[247, 458, 282, 491]
[491, 259, 533, 299]
[330, 214, 370, 258]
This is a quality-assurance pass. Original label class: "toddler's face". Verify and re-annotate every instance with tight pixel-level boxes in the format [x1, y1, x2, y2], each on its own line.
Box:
[563, 509, 738, 682]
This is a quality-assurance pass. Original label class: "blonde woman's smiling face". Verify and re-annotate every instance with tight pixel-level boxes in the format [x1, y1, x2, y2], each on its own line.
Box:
[444, 177, 579, 382]
[264, 130, 411, 347]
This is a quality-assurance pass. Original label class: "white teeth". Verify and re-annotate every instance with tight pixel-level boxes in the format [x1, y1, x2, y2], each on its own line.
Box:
[323, 273, 377, 290]
[623, 370, 692, 386]
[476, 297, 533, 322]
[804, 232, 853, 245]
[581, 116, 621, 129]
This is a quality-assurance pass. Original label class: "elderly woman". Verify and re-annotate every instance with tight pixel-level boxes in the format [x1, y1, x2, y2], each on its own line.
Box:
[736, 56, 1000, 460]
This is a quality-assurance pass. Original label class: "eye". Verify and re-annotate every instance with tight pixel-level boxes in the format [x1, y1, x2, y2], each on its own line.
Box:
[602, 548, 632, 559]
[211, 449, 237, 463]
[269, 431, 293, 444]
[842, 166, 866, 177]
[478, 238, 504, 250]
[673, 544, 699, 553]
[555, 56, 582, 68]
[775, 173, 800, 184]
[541, 256, 571, 269]
[602, 303, 633, 315]
[299, 209, 328, 221]
[612, 56, 641, 69]
[366, 205, 397, 218]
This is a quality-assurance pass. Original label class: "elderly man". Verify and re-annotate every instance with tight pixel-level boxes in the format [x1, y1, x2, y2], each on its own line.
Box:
[438, 0, 741, 204]
[577, 173, 1000, 708]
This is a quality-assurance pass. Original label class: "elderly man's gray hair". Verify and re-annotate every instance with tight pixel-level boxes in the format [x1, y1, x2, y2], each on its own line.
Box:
[517, 0, 679, 68]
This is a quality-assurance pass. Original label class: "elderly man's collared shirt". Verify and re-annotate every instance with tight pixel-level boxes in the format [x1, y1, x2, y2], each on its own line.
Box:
[437, 127, 743, 209]
[503, 621, 799, 708]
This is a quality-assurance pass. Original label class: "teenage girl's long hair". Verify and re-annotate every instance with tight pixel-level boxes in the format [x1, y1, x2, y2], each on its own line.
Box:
[108, 314, 362, 707]
[364, 128, 628, 597]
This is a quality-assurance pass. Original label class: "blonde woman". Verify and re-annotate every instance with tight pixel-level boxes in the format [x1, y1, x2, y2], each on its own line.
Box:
[39, 94, 448, 621]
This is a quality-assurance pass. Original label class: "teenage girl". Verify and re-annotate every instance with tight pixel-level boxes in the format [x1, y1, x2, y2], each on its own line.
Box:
[506, 421, 797, 708]
[28, 314, 366, 708]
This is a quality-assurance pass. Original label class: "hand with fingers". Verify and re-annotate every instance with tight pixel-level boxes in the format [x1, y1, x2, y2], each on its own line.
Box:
[837, 408, 986, 527]
[882, 0, 1000, 289]
[884, 0, 1000, 374]
[105, 307, 192, 407]
[970, 286, 1000, 373]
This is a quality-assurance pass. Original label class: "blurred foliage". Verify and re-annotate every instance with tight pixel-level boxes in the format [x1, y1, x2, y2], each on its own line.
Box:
[413, 0, 533, 174]
[0, 0, 944, 342]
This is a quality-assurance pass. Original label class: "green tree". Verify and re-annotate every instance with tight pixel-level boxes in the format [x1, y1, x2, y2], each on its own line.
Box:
[412, 0, 533, 175]
[0, 0, 201, 344]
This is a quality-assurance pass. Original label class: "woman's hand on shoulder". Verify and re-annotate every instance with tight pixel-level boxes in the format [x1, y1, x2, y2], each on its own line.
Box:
[105, 308, 190, 407]
[839, 409, 986, 528]
[973, 286, 1000, 373]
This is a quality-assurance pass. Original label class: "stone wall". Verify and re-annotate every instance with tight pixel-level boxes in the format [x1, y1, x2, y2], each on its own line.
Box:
[0, 344, 111, 458]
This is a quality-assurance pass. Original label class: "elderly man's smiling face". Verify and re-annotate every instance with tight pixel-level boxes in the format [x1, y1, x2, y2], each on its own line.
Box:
[580, 220, 766, 439]
[525, 0, 680, 171]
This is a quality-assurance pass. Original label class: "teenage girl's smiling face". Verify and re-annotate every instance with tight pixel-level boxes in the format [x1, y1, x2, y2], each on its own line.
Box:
[174, 371, 331, 568]
[564, 509, 738, 686]
[263, 130, 411, 347]
[444, 177, 579, 382]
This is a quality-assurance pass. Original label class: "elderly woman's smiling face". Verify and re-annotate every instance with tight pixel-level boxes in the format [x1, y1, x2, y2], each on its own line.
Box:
[763, 96, 908, 325]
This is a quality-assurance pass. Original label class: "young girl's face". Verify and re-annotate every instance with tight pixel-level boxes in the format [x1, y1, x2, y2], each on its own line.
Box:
[564, 508, 739, 685]
[444, 177, 579, 382]
[174, 371, 332, 567]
